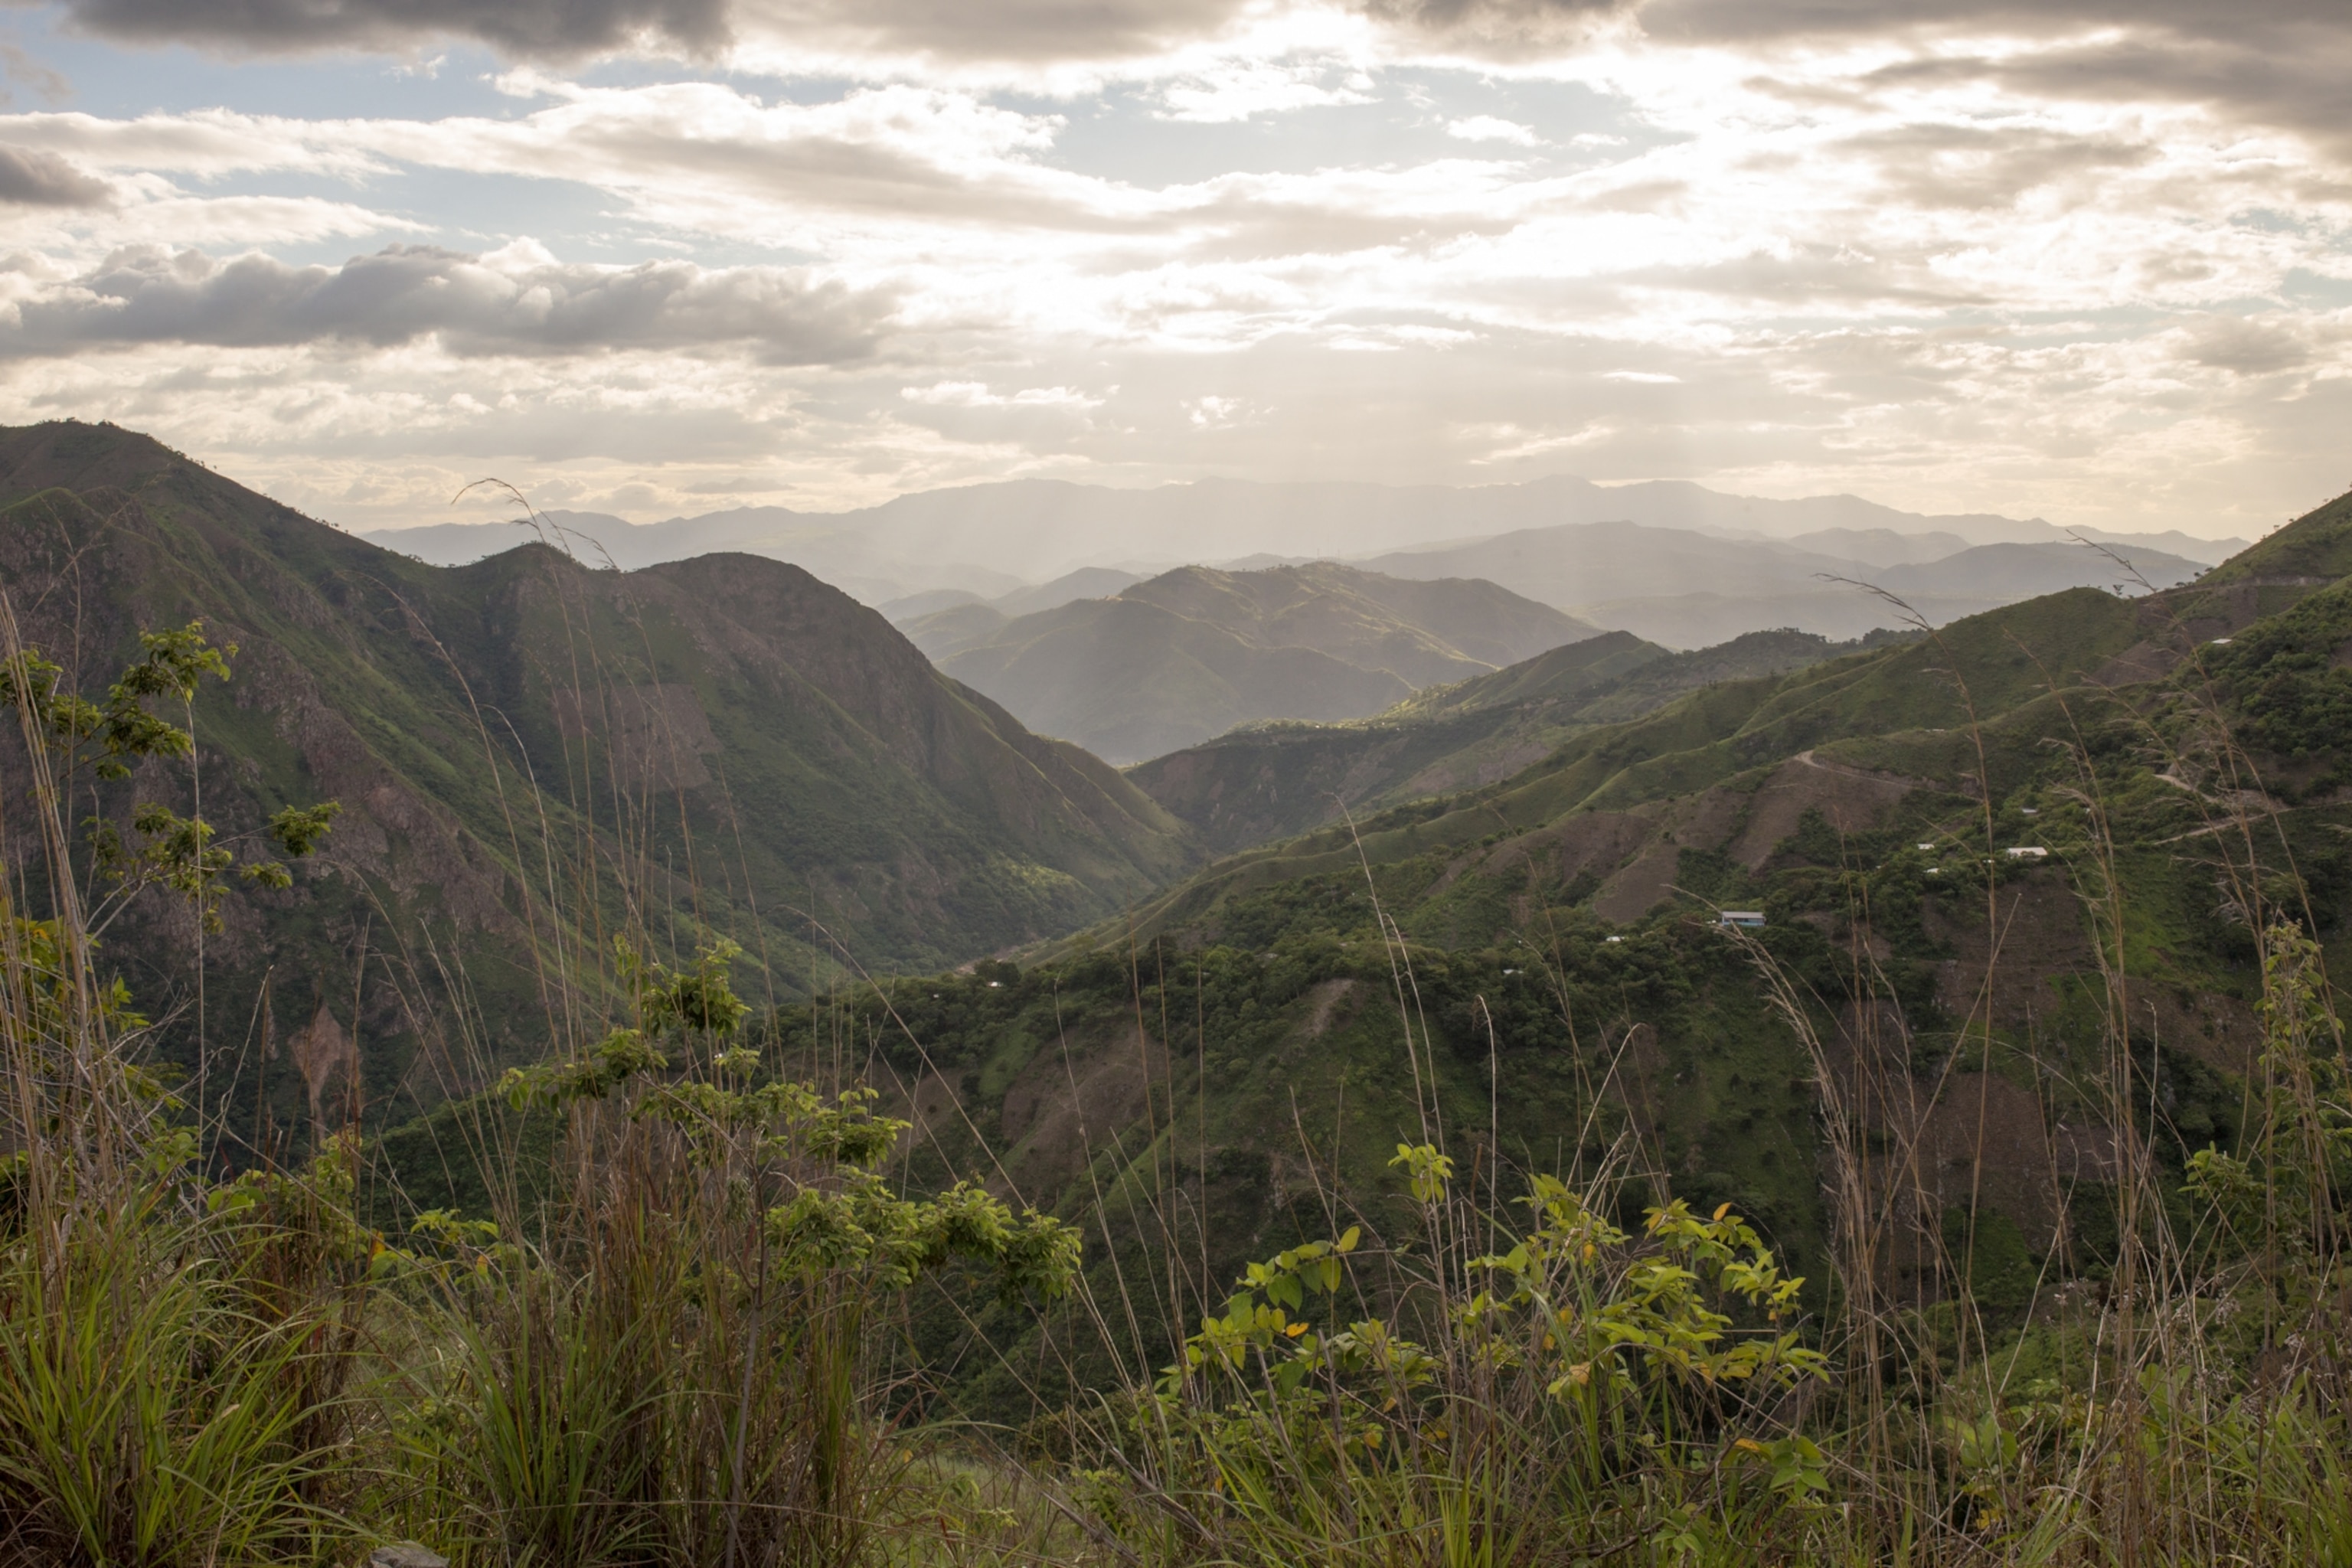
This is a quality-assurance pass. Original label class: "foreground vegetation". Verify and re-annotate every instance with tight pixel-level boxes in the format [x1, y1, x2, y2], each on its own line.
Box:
[8, 505, 2352, 1564]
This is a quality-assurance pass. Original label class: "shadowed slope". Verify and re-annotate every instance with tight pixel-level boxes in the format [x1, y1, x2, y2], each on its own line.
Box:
[0, 419, 1198, 1135]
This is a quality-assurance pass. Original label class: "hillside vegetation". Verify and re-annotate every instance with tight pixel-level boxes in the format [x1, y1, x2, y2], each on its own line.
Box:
[804, 507, 2349, 1559]
[1132, 626, 1913, 852]
[0, 420, 1196, 1135]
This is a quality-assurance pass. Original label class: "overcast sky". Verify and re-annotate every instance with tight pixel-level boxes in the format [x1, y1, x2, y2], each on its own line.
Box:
[0, 0, 2344, 540]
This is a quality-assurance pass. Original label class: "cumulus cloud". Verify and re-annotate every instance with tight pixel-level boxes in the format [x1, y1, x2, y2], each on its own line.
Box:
[2177, 315, 2314, 376]
[0, 243, 893, 361]
[1366, 0, 1636, 47]
[1640, 0, 2352, 159]
[55, 0, 728, 58]
[0, 145, 111, 207]
[33, 0, 2352, 142]
[41, 0, 1270, 67]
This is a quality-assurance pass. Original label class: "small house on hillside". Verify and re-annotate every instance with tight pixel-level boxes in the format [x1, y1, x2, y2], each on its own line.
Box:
[2005, 847, 2049, 861]
[1719, 910, 1766, 928]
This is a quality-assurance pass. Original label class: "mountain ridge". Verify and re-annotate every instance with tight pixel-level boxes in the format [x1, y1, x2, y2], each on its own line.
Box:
[1358, 524, 2206, 646]
[360, 472, 2248, 599]
[1128, 626, 1910, 852]
[0, 419, 1200, 1134]
[916, 560, 1599, 765]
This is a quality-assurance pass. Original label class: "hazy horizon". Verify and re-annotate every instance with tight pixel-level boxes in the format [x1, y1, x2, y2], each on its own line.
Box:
[361, 468, 2057, 531]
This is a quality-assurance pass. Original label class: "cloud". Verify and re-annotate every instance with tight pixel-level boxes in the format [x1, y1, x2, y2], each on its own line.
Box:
[54, 0, 729, 58]
[338, 86, 1132, 243]
[733, 0, 1257, 68]
[26, 0, 2352, 117]
[1634, 0, 2352, 160]
[891, 379, 1107, 451]
[2177, 315, 2313, 376]
[0, 243, 893, 361]
[1837, 123, 2154, 213]
[0, 42, 72, 107]
[1639, 0, 2348, 43]
[1367, 0, 1637, 47]
[1160, 60, 1375, 122]
[0, 110, 391, 180]
[901, 381, 1101, 410]
[0, 145, 111, 207]
[42, 0, 1272, 69]
[1446, 116, 1540, 145]
[1187, 394, 1249, 427]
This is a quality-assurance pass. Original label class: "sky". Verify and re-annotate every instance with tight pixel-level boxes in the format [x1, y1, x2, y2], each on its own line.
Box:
[0, 0, 2345, 541]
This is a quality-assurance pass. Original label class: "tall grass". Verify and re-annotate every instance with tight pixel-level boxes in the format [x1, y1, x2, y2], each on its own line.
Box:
[0, 577, 1078, 1567]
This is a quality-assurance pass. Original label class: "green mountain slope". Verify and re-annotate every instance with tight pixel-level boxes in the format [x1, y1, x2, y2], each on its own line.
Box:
[953, 549, 2343, 1352]
[0, 420, 1198, 1138]
[2200, 488, 2352, 585]
[924, 561, 1599, 764]
[1109, 586, 2154, 936]
[1129, 627, 1909, 853]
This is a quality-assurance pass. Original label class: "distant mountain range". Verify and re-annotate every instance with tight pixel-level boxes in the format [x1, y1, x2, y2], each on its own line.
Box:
[902, 562, 1599, 765]
[879, 566, 1146, 626]
[360, 474, 2246, 616]
[877, 532, 2204, 769]
[1360, 528, 2207, 646]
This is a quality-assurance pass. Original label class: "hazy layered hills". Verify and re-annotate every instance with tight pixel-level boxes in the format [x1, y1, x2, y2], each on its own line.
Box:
[1088, 508, 2352, 965]
[880, 567, 1145, 628]
[361, 472, 2243, 612]
[1361, 526, 2207, 646]
[0, 421, 1197, 1124]
[903, 561, 1599, 765]
[1132, 626, 1911, 851]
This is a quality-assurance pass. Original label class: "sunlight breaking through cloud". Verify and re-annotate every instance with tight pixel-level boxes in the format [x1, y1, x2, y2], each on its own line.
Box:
[0, 0, 2342, 539]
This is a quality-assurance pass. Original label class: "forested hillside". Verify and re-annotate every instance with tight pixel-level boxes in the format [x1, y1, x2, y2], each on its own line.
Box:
[1131, 626, 1913, 852]
[0, 420, 1196, 1138]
